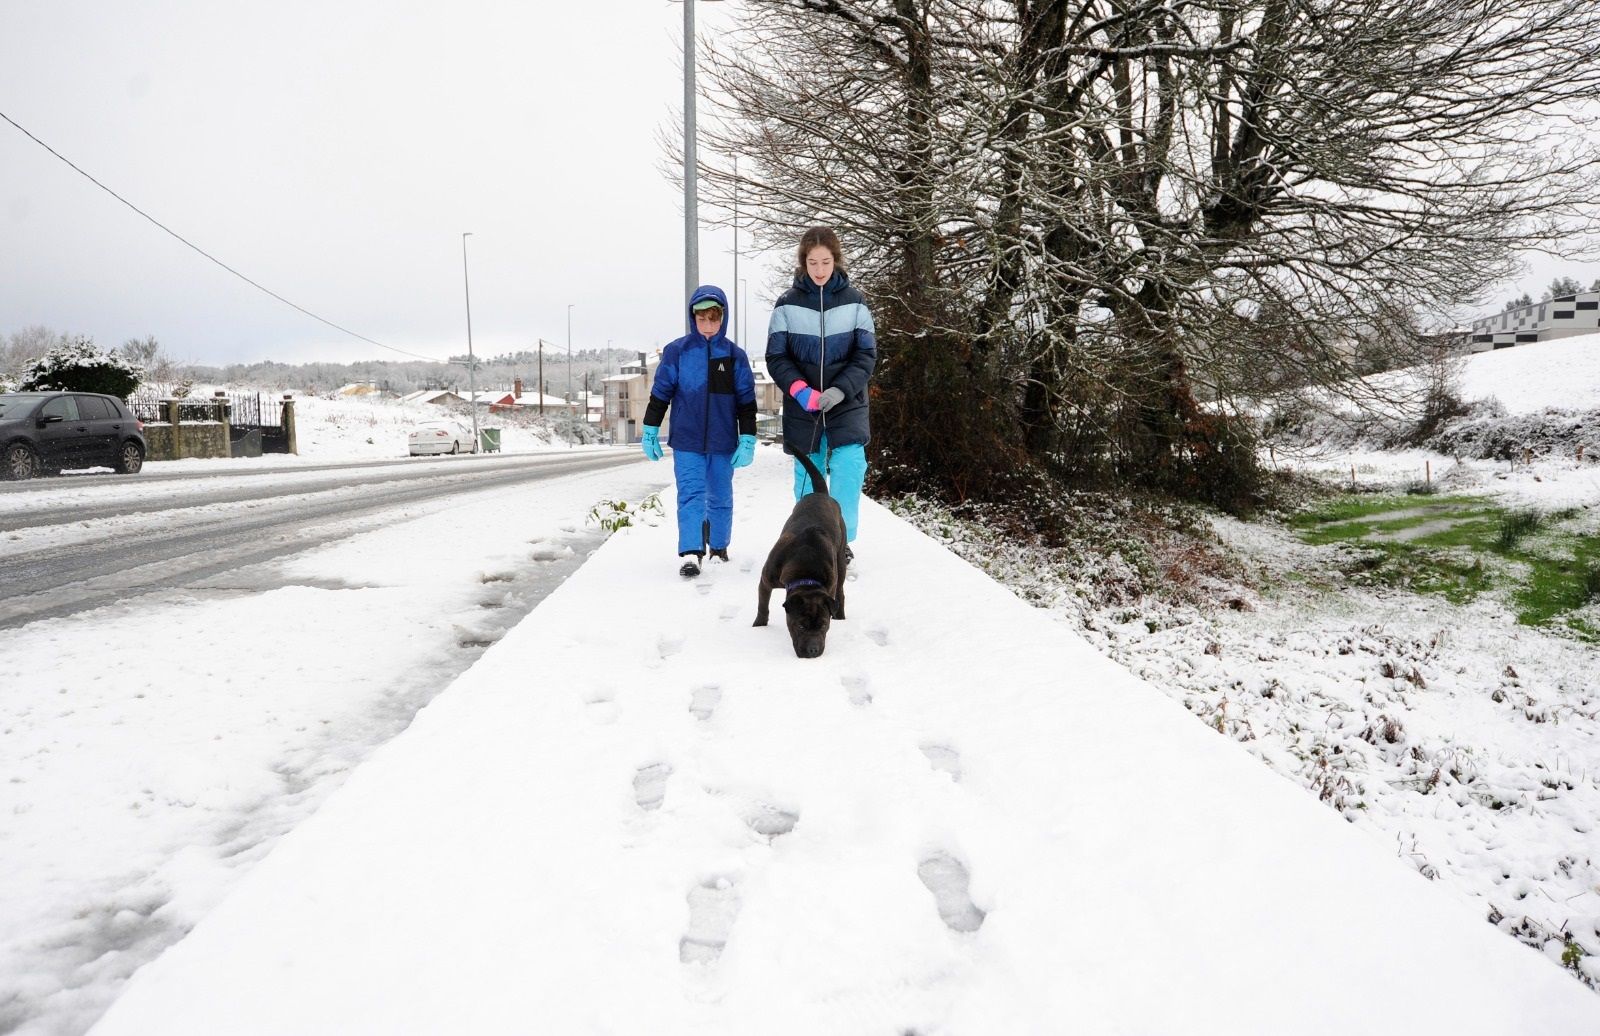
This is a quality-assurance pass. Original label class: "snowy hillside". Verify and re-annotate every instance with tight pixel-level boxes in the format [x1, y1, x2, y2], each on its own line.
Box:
[91, 450, 1599, 1035]
[1453, 337, 1600, 415]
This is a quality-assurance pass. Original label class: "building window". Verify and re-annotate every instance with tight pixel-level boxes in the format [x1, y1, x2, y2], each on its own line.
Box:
[1555, 311, 1574, 320]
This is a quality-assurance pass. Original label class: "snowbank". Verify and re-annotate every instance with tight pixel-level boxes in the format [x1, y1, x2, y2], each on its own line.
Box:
[92, 450, 1599, 1035]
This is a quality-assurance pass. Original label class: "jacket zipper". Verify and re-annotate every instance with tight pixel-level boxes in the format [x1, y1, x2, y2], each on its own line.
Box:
[818, 281, 828, 453]
[818, 281, 827, 393]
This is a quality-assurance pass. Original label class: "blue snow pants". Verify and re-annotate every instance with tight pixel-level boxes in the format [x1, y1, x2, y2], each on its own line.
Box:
[674, 449, 734, 555]
[792, 435, 866, 542]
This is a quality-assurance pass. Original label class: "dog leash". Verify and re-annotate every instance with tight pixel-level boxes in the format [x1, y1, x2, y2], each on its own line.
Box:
[804, 410, 830, 479]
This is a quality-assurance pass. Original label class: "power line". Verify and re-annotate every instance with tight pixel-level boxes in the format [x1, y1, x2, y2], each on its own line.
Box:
[0, 109, 444, 363]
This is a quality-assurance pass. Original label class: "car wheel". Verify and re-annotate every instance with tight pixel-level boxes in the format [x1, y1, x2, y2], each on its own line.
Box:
[450, 441, 459, 455]
[114, 441, 144, 475]
[3, 442, 40, 481]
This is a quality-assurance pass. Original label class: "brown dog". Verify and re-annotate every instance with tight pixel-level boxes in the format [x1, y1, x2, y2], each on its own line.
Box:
[754, 451, 848, 658]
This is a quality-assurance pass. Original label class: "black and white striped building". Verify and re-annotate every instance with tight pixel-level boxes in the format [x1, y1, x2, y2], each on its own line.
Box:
[1470, 292, 1600, 352]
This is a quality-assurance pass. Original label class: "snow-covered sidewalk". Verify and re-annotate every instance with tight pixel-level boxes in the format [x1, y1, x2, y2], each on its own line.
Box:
[91, 450, 1600, 1034]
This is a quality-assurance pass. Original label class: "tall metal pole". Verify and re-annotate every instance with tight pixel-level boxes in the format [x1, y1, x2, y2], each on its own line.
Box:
[566, 304, 574, 406]
[732, 156, 739, 344]
[684, 0, 698, 304]
[461, 232, 480, 452]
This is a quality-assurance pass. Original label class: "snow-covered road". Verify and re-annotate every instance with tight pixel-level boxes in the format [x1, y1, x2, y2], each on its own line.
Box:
[0, 449, 666, 1035]
[0, 451, 638, 627]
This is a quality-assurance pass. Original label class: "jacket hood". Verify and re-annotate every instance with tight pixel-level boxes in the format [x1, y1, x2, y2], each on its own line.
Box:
[686, 284, 731, 344]
[791, 269, 849, 295]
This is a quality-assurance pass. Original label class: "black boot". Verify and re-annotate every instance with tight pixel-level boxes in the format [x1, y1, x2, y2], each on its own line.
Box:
[708, 547, 729, 563]
[679, 554, 703, 578]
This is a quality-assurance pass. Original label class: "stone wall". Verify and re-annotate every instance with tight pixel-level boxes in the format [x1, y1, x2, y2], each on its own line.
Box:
[141, 421, 229, 461]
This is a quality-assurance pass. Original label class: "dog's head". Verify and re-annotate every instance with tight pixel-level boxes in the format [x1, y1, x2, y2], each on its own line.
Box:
[782, 588, 835, 659]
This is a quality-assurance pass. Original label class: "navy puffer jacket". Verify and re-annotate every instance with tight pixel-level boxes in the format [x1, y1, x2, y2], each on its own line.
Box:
[644, 284, 757, 454]
[765, 270, 877, 451]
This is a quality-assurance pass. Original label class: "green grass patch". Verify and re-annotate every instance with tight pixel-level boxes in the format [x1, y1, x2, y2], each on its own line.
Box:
[1515, 536, 1600, 629]
[1495, 509, 1544, 551]
[1292, 495, 1600, 640]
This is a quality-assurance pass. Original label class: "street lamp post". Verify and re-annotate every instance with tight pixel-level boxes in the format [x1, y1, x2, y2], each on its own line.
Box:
[739, 278, 748, 351]
[461, 232, 480, 452]
[732, 156, 739, 344]
[684, 0, 698, 304]
[566, 304, 574, 406]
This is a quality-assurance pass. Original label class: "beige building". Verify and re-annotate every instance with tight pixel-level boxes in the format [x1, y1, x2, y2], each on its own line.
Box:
[602, 352, 663, 445]
[601, 352, 786, 445]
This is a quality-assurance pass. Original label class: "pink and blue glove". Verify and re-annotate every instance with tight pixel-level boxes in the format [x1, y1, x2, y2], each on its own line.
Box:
[789, 380, 823, 412]
[732, 434, 756, 469]
[640, 425, 663, 461]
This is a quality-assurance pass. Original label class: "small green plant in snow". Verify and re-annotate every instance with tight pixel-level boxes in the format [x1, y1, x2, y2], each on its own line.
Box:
[588, 493, 664, 533]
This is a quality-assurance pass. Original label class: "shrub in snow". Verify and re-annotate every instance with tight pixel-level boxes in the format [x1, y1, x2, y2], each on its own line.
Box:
[1426, 405, 1600, 462]
[588, 494, 664, 533]
[18, 336, 144, 398]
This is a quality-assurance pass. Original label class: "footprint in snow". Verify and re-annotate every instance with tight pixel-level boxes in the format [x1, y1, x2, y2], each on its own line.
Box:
[680, 877, 740, 964]
[689, 684, 721, 722]
[695, 581, 712, 597]
[633, 762, 672, 811]
[739, 557, 754, 574]
[743, 803, 799, 838]
[920, 744, 962, 782]
[718, 604, 739, 623]
[585, 689, 619, 725]
[529, 543, 571, 562]
[658, 635, 685, 660]
[841, 674, 873, 707]
[866, 627, 890, 648]
[918, 852, 985, 933]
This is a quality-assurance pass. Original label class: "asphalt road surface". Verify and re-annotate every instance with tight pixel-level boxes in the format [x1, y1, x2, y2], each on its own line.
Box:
[0, 451, 641, 629]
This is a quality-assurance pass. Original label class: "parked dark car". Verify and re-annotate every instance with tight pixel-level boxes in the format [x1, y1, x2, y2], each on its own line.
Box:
[0, 391, 147, 480]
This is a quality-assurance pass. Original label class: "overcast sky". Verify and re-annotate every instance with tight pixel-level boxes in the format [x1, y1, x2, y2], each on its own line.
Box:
[1, 0, 777, 367]
[3, 2, 1596, 368]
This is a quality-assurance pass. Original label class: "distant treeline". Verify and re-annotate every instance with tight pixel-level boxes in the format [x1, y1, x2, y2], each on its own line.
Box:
[183, 348, 646, 397]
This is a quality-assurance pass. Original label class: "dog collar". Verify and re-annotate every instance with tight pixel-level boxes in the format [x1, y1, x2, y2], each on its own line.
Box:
[784, 579, 824, 593]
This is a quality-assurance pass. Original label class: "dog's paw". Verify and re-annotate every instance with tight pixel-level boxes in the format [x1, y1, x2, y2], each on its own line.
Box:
[917, 852, 986, 933]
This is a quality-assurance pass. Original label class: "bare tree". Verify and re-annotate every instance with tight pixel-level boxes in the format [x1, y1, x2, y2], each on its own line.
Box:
[698, 0, 1600, 508]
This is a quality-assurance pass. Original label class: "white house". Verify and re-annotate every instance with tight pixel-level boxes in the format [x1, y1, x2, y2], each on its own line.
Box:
[1470, 291, 1600, 352]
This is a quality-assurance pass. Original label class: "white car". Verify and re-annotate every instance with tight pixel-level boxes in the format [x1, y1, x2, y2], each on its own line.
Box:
[408, 419, 478, 456]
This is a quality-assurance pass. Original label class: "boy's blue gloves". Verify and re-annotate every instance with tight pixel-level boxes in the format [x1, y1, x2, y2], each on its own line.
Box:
[640, 425, 663, 461]
[732, 434, 756, 469]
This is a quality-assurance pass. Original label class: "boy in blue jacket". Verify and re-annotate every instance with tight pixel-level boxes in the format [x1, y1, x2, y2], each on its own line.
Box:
[640, 285, 758, 578]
